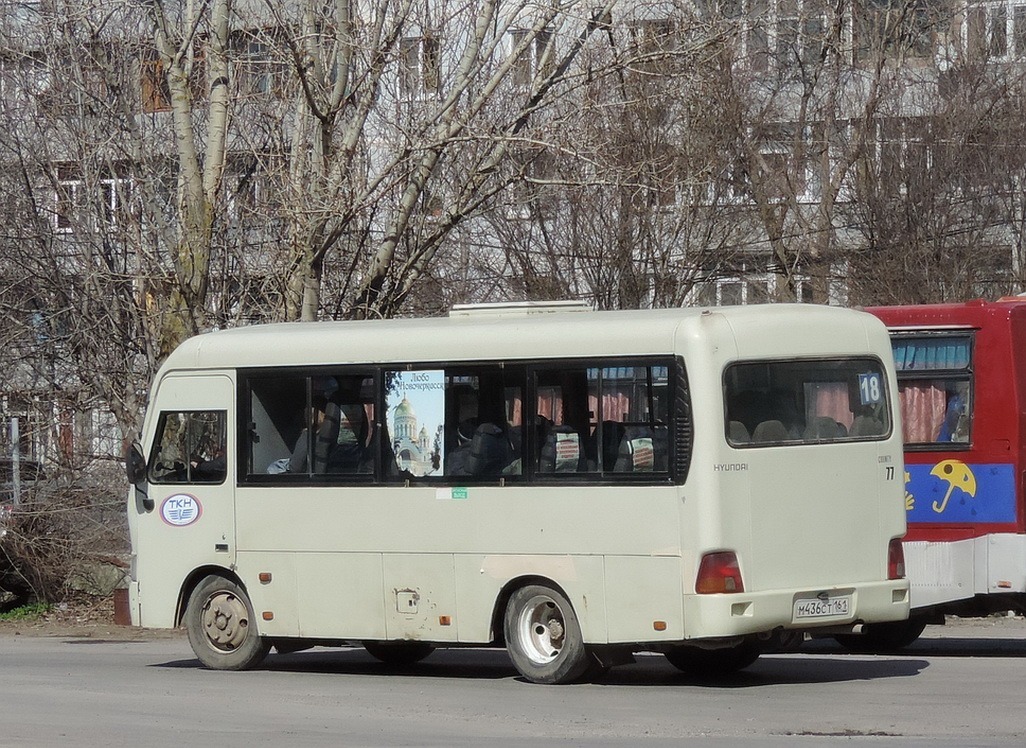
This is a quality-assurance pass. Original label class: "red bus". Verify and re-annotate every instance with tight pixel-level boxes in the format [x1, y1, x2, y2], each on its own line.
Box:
[865, 298, 1026, 647]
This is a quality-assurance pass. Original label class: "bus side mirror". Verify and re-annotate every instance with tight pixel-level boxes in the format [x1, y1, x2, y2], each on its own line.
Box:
[125, 443, 153, 510]
[125, 442, 146, 484]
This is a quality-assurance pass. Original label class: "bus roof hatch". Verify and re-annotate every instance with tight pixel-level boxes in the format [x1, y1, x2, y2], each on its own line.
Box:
[448, 300, 594, 318]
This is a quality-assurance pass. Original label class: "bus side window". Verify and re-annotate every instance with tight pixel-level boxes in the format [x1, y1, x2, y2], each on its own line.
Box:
[321, 376, 376, 475]
[534, 368, 590, 475]
[149, 411, 227, 484]
[443, 366, 524, 479]
[898, 381, 970, 444]
[248, 375, 307, 475]
[891, 334, 972, 446]
[532, 364, 670, 475]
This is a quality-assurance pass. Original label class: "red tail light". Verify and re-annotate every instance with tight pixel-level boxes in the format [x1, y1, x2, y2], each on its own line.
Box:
[696, 551, 744, 594]
[888, 538, 906, 580]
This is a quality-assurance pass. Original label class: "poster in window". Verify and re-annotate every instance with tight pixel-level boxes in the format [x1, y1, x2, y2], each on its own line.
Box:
[386, 370, 444, 476]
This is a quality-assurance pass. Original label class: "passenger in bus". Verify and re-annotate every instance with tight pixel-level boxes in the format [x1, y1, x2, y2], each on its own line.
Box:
[937, 391, 967, 442]
[323, 402, 370, 473]
[266, 381, 337, 474]
[464, 422, 511, 476]
[189, 447, 226, 482]
[752, 420, 790, 443]
[803, 416, 847, 441]
[263, 410, 318, 474]
[445, 419, 477, 476]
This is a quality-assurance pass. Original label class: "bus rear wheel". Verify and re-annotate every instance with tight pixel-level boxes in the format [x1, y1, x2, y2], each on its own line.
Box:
[833, 617, 928, 652]
[504, 585, 592, 684]
[664, 639, 761, 677]
[363, 640, 435, 665]
[185, 575, 270, 670]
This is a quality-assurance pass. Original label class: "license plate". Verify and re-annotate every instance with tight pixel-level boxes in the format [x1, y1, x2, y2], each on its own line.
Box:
[793, 594, 852, 621]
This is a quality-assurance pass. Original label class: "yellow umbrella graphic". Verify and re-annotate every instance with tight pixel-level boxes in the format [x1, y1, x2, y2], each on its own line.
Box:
[930, 460, 977, 514]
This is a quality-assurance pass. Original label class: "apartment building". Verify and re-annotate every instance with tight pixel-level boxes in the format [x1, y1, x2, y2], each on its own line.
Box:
[1, 0, 1024, 466]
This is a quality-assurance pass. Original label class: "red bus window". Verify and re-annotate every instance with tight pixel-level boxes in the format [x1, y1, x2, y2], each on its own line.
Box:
[891, 334, 972, 447]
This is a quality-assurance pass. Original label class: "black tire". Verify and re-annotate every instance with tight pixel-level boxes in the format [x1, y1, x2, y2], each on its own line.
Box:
[185, 575, 270, 670]
[504, 584, 592, 684]
[665, 639, 761, 677]
[833, 617, 928, 652]
[363, 640, 435, 665]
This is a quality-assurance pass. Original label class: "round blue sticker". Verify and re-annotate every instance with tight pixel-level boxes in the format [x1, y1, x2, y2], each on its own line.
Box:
[160, 493, 202, 527]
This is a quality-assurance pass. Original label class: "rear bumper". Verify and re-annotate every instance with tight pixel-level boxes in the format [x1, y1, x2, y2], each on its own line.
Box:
[906, 535, 1026, 610]
[682, 579, 910, 640]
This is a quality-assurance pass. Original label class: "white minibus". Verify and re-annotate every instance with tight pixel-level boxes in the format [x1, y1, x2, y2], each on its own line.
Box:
[126, 302, 909, 683]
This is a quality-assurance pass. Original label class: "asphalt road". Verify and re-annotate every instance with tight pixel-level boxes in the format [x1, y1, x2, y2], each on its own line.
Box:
[1, 617, 1023, 747]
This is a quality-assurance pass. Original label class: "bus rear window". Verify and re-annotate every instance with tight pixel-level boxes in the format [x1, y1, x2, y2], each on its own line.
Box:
[725, 359, 890, 446]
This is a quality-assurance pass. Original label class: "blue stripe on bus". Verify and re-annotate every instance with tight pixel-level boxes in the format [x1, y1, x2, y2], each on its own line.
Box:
[905, 462, 1016, 524]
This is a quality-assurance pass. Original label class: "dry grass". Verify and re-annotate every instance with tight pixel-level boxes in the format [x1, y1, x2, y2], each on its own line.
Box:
[0, 590, 182, 640]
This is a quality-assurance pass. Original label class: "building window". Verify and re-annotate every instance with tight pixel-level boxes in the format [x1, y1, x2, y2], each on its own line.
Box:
[399, 35, 440, 97]
[140, 46, 206, 113]
[757, 126, 802, 201]
[855, 0, 934, 60]
[627, 18, 677, 72]
[506, 147, 560, 219]
[54, 163, 133, 233]
[509, 29, 554, 86]
[697, 272, 814, 305]
[762, 124, 825, 202]
[721, 0, 832, 72]
[721, 124, 822, 203]
[967, 1, 1026, 60]
[2, 400, 44, 463]
[870, 117, 932, 195]
[141, 48, 171, 113]
[234, 32, 287, 97]
[80, 408, 121, 461]
[225, 154, 281, 223]
[5, 0, 41, 25]
[55, 164, 81, 232]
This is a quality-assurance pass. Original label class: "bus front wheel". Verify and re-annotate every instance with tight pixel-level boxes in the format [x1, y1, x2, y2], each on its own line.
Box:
[504, 584, 592, 684]
[185, 575, 270, 670]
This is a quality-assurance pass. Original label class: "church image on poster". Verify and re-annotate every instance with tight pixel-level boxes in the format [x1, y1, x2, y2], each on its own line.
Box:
[387, 370, 444, 477]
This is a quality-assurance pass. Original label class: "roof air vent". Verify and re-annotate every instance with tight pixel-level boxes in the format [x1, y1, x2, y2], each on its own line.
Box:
[448, 301, 594, 318]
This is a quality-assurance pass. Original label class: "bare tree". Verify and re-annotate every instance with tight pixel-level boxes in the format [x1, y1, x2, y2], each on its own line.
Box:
[240, 0, 624, 321]
[144, 0, 233, 350]
[0, 0, 630, 455]
[845, 58, 1026, 304]
[470, 6, 764, 309]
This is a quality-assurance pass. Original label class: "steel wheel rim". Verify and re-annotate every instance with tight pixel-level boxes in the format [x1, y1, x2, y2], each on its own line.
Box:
[517, 594, 565, 665]
[200, 590, 251, 653]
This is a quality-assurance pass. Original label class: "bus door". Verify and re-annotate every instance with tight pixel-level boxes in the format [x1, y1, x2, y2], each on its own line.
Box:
[133, 374, 236, 628]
